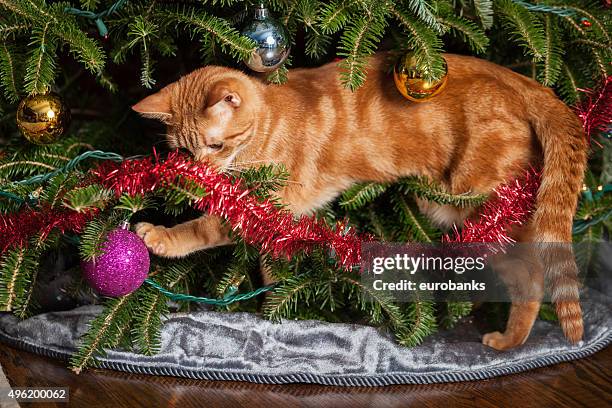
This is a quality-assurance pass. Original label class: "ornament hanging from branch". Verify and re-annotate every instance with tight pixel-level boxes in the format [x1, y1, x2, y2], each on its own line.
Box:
[393, 51, 448, 102]
[16, 93, 71, 145]
[81, 223, 150, 297]
[241, 3, 290, 73]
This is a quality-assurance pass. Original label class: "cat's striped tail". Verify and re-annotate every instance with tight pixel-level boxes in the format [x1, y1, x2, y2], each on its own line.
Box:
[527, 89, 588, 344]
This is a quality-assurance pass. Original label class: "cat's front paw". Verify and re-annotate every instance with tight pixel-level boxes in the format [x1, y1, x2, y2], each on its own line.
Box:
[135, 222, 170, 257]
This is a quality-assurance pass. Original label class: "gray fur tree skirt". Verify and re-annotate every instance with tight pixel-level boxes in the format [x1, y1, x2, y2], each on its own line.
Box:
[0, 291, 610, 386]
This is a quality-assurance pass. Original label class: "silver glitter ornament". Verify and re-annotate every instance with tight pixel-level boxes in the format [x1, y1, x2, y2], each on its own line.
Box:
[241, 3, 290, 72]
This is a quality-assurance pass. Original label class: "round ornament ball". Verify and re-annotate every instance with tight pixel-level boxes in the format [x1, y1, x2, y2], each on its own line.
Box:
[81, 226, 150, 297]
[393, 52, 448, 102]
[241, 4, 290, 72]
[16, 92, 71, 144]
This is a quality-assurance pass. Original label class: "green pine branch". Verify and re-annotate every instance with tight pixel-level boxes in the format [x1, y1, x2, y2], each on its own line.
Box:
[389, 3, 446, 82]
[319, 0, 353, 34]
[0, 232, 51, 316]
[163, 7, 256, 61]
[538, 15, 563, 86]
[0, 0, 105, 91]
[340, 182, 389, 210]
[266, 61, 290, 84]
[398, 300, 437, 347]
[0, 136, 87, 182]
[79, 0, 99, 11]
[367, 205, 392, 239]
[63, 184, 112, 213]
[538, 303, 557, 321]
[12, 233, 53, 318]
[305, 29, 332, 60]
[563, 4, 611, 44]
[114, 194, 156, 215]
[0, 247, 29, 312]
[0, 42, 23, 101]
[263, 273, 319, 322]
[215, 242, 258, 297]
[23, 21, 57, 94]
[337, 1, 389, 90]
[437, 13, 489, 54]
[48, 3, 105, 75]
[132, 286, 168, 355]
[399, 177, 488, 208]
[574, 224, 603, 274]
[70, 294, 137, 374]
[79, 213, 123, 261]
[236, 163, 289, 200]
[495, 0, 546, 61]
[159, 178, 208, 216]
[392, 194, 439, 242]
[338, 273, 428, 345]
[473, 0, 494, 29]
[40, 173, 77, 208]
[0, 20, 31, 39]
[404, 0, 444, 33]
[161, 260, 196, 290]
[440, 301, 472, 329]
[558, 63, 580, 103]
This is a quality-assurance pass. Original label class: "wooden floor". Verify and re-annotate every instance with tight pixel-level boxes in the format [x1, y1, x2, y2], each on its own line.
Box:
[0, 343, 610, 408]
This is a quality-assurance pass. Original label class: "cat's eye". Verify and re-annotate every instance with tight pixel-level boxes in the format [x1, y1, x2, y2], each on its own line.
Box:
[224, 95, 233, 103]
[207, 143, 224, 151]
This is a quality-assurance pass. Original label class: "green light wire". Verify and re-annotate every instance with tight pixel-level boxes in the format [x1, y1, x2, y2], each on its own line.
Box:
[65, 0, 129, 37]
[0, 150, 124, 206]
[0, 190, 25, 204]
[573, 209, 612, 234]
[13, 151, 124, 186]
[145, 278, 275, 306]
[511, 0, 576, 17]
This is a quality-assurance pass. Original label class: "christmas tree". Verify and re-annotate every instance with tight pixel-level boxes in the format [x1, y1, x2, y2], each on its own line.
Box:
[0, 0, 610, 373]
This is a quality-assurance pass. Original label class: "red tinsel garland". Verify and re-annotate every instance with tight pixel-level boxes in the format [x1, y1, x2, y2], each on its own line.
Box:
[90, 151, 365, 269]
[0, 157, 548, 266]
[443, 170, 540, 244]
[0, 206, 97, 254]
[576, 75, 612, 145]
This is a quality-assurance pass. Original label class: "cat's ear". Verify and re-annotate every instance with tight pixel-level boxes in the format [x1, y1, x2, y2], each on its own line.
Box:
[207, 81, 241, 109]
[132, 88, 172, 124]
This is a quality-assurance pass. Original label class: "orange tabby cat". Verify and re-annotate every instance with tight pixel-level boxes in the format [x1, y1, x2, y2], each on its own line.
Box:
[132, 53, 587, 350]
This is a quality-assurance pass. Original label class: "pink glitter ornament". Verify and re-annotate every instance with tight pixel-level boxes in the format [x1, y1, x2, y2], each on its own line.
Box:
[82, 226, 150, 297]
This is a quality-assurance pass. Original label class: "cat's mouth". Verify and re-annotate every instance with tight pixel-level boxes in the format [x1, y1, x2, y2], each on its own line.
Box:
[193, 149, 234, 169]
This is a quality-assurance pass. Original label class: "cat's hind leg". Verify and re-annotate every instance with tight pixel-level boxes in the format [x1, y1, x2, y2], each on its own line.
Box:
[136, 215, 232, 257]
[482, 301, 541, 350]
[482, 238, 544, 350]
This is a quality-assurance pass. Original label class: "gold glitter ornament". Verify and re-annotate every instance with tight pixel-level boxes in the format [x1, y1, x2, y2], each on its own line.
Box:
[393, 52, 448, 102]
[16, 92, 71, 144]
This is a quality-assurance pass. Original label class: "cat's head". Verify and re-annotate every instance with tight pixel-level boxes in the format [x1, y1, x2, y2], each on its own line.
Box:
[132, 66, 260, 167]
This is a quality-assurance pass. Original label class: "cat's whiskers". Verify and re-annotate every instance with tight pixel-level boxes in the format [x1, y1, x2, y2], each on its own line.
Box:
[226, 159, 271, 169]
